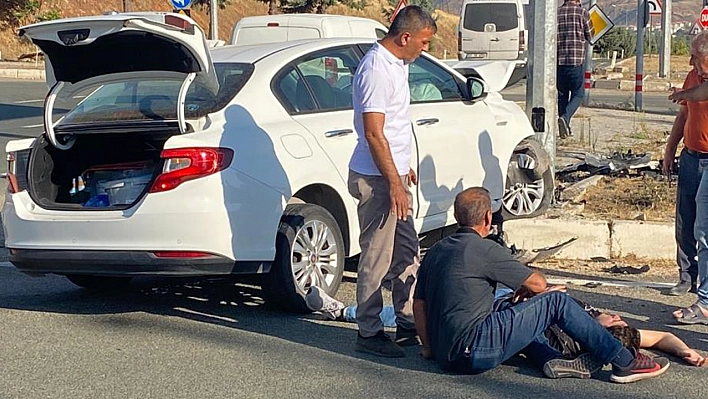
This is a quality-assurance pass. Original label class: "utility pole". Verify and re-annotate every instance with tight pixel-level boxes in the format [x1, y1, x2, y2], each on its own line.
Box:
[210, 0, 219, 40]
[526, 0, 558, 169]
[635, 0, 646, 111]
[583, 0, 596, 106]
[659, 0, 671, 78]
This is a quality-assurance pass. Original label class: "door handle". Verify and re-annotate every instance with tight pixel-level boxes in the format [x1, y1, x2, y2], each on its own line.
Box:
[416, 118, 440, 126]
[490, 38, 500, 42]
[325, 129, 353, 138]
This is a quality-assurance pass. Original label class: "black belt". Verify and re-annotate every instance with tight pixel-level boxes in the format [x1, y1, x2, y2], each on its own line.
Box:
[685, 148, 708, 159]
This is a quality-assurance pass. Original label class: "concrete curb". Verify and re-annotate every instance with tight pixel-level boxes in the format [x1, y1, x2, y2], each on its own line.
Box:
[0, 68, 45, 80]
[504, 218, 674, 260]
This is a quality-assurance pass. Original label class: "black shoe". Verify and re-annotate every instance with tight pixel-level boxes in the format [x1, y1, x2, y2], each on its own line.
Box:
[611, 351, 670, 383]
[395, 325, 420, 347]
[669, 281, 696, 296]
[543, 353, 603, 379]
[355, 331, 405, 358]
[558, 117, 570, 139]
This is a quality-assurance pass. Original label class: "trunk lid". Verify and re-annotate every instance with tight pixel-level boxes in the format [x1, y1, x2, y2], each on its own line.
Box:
[19, 12, 218, 146]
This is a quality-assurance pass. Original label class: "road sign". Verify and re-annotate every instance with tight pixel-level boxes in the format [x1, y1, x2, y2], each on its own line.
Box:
[170, 0, 191, 10]
[691, 21, 703, 35]
[390, 0, 407, 23]
[588, 5, 614, 45]
[647, 0, 662, 15]
[701, 7, 708, 29]
[173, 8, 191, 16]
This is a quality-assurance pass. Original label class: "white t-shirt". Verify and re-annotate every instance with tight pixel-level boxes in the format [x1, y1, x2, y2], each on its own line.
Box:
[349, 42, 412, 176]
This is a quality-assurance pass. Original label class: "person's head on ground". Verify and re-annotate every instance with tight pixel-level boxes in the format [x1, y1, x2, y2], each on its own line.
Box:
[453, 187, 492, 236]
[383, 5, 437, 64]
[690, 31, 708, 79]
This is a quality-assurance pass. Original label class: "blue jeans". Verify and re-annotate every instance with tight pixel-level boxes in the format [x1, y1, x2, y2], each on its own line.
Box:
[466, 292, 624, 374]
[676, 149, 701, 285]
[692, 153, 708, 306]
[557, 65, 585, 123]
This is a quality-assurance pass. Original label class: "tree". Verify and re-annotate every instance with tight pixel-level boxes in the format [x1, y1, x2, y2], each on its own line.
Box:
[595, 26, 635, 58]
[382, 0, 434, 21]
[280, 0, 366, 14]
[0, 0, 62, 29]
[257, 0, 279, 15]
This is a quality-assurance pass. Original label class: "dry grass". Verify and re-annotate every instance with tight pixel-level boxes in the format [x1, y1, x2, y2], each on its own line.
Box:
[582, 176, 676, 222]
[0, 0, 458, 60]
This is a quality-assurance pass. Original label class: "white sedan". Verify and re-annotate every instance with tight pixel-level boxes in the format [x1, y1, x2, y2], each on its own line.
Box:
[3, 13, 552, 310]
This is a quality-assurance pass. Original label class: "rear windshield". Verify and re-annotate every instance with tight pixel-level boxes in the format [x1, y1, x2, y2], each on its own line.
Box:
[463, 3, 519, 32]
[58, 63, 253, 125]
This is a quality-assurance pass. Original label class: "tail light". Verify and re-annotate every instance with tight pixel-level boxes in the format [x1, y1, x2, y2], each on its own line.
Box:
[153, 251, 214, 258]
[458, 30, 462, 52]
[149, 147, 233, 193]
[519, 30, 526, 52]
[6, 152, 19, 194]
[164, 14, 192, 30]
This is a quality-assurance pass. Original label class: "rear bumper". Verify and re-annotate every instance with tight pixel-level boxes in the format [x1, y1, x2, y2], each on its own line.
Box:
[9, 249, 271, 276]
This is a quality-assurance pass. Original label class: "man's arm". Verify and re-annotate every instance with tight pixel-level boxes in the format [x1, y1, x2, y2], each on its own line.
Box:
[663, 105, 687, 176]
[669, 83, 708, 103]
[413, 298, 432, 358]
[638, 329, 706, 366]
[362, 112, 410, 220]
[583, 9, 592, 42]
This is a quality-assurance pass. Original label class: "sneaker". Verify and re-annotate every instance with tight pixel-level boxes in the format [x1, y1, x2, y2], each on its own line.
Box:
[610, 351, 670, 383]
[304, 286, 345, 320]
[558, 117, 570, 139]
[543, 353, 603, 379]
[355, 331, 405, 358]
[395, 325, 420, 347]
[668, 280, 697, 296]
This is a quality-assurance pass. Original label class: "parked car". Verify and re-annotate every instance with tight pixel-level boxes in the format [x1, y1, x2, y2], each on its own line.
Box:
[458, 0, 529, 86]
[230, 14, 388, 46]
[4, 13, 552, 310]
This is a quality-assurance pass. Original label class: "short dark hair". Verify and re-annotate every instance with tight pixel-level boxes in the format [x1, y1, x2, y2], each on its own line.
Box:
[388, 5, 437, 37]
[454, 187, 491, 227]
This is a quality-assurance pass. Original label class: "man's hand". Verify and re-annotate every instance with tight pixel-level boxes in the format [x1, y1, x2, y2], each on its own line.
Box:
[543, 284, 567, 294]
[669, 87, 688, 105]
[390, 181, 410, 221]
[663, 147, 676, 177]
[406, 168, 417, 187]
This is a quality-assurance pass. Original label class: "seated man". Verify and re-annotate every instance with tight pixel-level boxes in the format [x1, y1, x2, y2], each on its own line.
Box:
[413, 187, 670, 383]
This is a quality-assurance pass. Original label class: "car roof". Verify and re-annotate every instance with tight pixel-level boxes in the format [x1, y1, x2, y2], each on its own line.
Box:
[209, 37, 377, 64]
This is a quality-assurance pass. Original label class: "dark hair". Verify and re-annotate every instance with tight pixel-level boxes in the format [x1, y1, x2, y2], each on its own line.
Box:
[454, 187, 491, 227]
[608, 326, 641, 351]
[388, 5, 437, 37]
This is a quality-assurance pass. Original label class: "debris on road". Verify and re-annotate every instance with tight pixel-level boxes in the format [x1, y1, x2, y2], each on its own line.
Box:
[603, 264, 651, 275]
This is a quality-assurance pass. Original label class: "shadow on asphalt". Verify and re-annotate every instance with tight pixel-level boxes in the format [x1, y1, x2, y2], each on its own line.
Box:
[1, 267, 706, 387]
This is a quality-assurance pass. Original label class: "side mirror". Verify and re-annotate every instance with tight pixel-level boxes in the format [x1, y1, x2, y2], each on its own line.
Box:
[466, 77, 487, 102]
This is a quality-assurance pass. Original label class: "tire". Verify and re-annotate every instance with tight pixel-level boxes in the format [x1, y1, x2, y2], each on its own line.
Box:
[66, 275, 133, 290]
[262, 204, 345, 312]
[502, 139, 554, 220]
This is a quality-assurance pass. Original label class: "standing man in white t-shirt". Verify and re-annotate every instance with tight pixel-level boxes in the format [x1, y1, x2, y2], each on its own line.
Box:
[348, 5, 437, 358]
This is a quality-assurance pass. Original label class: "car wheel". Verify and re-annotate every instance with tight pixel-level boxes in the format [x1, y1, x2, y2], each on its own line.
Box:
[502, 140, 553, 220]
[66, 275, 132, 290]
[263, 203, 345, 312]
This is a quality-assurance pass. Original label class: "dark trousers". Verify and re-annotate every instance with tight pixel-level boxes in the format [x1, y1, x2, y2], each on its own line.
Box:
[676, 149, 701, 285]
[465, 292, 624, 374]
[557, 65, 585, 123]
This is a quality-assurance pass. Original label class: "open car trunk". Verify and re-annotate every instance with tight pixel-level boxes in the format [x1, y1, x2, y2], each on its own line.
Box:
[27, 127, 179, 210]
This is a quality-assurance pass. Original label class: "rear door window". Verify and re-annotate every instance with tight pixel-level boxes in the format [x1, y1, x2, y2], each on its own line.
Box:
[463, 3, 519, 32]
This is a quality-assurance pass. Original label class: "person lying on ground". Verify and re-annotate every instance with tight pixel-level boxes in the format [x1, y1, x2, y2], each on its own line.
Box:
[412, 186, 670, 383]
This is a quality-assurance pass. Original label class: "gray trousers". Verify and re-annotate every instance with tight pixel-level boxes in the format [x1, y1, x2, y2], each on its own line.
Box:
[348, 170, 420, 337]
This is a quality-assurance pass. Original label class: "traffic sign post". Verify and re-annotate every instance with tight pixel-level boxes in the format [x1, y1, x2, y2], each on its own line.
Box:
[701, 7, 708, 29]
[170, 0, 192, 9]
[390, 0, 407, 23]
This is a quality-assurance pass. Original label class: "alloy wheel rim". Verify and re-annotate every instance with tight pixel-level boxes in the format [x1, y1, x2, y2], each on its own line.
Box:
[503, 176, 545, 216]
[290, 220, 340, 294]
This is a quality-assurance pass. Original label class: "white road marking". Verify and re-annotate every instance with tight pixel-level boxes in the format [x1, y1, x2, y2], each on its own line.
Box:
[14, 99, 44, 104]
[547, 277, 673, 289]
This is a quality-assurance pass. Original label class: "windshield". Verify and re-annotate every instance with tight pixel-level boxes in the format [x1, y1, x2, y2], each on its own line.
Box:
[58, 63, 254, 126]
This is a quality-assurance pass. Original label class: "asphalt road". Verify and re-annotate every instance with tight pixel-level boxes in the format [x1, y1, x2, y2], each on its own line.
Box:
[0, 78, 706, 398]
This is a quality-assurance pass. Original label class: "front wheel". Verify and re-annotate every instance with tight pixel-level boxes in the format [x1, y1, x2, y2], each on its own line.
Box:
[502, 140, 554, 220]
[262, 204, 345, 312]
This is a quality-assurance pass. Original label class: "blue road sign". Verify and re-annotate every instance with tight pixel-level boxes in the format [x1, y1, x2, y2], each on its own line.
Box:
[170, 0, 192, 9]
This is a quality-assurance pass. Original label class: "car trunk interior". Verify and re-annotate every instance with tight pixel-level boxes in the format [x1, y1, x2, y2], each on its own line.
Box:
[27, 130, 176, 210]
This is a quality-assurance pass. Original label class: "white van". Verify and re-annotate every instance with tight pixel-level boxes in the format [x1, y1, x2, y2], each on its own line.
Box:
[230, 14, 388, 46]
[457, 0, 528, 61]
